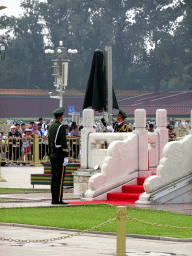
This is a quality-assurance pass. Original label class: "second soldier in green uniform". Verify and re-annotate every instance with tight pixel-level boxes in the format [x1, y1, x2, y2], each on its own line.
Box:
[101, 109, 129, 132]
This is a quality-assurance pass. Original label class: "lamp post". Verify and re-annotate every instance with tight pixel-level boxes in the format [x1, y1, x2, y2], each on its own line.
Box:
[0, 34, 6, 60]
[0, 5, 7, 61]
[45, 41, 77, 107]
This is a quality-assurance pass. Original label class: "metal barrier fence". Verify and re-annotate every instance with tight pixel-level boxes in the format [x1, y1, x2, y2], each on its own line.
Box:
[0, 135, 81, 166]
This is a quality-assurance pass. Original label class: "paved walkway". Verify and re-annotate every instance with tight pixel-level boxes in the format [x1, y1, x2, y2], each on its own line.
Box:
[0, 191, 192, 256]
[0, 224, 192, 256]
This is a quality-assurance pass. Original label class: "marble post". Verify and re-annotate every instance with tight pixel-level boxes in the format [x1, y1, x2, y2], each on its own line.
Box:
[133, 109, 148, 175]
[73, 109, 96, 196]
[156, 109, 168, 161]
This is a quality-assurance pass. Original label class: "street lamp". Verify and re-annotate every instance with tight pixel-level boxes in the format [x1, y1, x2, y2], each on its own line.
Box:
[45, 41, 78, 107]
[0, 35, 6, 60]
[0, 5, 7, 61]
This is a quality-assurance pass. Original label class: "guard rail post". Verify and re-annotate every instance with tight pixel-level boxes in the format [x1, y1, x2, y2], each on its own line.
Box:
[32, 134, 42, 166]
[116, 206, 127, 256]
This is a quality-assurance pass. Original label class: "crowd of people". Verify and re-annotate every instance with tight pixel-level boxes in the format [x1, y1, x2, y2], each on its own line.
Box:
[0, 117, 82, 165]
[0, 111, 190, 165]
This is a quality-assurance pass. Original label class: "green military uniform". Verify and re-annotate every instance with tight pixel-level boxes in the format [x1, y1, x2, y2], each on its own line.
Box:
[113, 121, 129, 132]
[101, 109, 129, 132]
[48, 107, 68, 204]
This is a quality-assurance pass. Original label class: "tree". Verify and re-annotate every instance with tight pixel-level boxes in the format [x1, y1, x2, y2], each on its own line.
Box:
[1, 0, 191, 92]
[0, 0, 53, 89]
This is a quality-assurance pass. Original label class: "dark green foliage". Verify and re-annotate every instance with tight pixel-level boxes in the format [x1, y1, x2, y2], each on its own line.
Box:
[0, 0, 191, 91]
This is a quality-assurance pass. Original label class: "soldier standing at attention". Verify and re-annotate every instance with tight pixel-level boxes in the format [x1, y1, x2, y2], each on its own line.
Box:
[48, 107, 69, 205]
[101, 109, 129, 132]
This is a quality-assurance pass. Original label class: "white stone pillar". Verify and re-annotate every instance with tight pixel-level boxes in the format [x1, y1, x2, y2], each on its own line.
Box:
[81, 109, 95, 169]
[133, 109, 148, 174]
[156, 109, 168, 161]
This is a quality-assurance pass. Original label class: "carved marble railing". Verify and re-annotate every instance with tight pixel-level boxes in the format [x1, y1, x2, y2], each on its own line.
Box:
[137, 134, 192, 204]
[81, 109, 168, 199]
[84, 132, 138, 199]
[88, 132, 131, 169]
[77, 108, 169, 199]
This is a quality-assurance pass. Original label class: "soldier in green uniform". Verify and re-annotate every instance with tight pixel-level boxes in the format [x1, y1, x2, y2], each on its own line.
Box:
[48, 107, 69, 204]
[101, 109, 129, 132]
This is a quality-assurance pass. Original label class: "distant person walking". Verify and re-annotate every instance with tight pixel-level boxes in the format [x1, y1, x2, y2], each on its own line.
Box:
[48, 107, 69, 205]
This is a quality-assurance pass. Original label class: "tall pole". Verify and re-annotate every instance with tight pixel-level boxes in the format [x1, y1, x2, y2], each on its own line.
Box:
[105, 46, 113, 126]
[60, 92, 63, 107]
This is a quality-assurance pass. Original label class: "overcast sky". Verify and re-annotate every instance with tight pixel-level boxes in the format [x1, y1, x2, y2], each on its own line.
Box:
[0, 0, 24, 17]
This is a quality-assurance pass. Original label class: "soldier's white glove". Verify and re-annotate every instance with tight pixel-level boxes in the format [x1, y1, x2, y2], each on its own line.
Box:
[63, 157, 68, 166]
[107, 125, 114, 132]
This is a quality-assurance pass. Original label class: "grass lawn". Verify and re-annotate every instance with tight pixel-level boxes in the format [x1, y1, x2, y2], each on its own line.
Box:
[0, 205, 191, 239]
[0, 188, 50, 194]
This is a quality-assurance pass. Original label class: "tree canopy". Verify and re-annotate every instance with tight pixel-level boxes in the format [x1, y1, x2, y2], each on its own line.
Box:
[0, 0, 191, 91]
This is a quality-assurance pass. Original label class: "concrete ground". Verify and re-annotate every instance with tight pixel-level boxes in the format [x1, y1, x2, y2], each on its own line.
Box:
[0, 225, 192, 256]
[0, 190, 192, 256]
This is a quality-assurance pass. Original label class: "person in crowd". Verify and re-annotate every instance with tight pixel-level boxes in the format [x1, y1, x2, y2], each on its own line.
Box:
[15, 123, 22, 137]
[38, 118, 47, 134]
[168, 126, 177, 141]
[22, 128, 33, 161]
[101, 109, 129, 132]
[31, 122, 41, 138]
[37, 123, 44, 159]
[48, 107, 69, 205]
[0, 131, 4, 157]
[42, 126, 49, 160]
[30, 122, 41, 156]
[15, 123, 22, 160]
[28, 121, 34, 130]
[70, 124, 81, 159]
[20, 123, 26, 136]
[8, 125, 19, 162]
[69, 122, 76, 133]
[148, 123, 154, 132]
[37, 123, 44, 137]
[18, 119, 22, 125]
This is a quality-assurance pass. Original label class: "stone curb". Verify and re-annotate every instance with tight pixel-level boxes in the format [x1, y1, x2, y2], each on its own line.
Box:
[0, 222, 191, 243]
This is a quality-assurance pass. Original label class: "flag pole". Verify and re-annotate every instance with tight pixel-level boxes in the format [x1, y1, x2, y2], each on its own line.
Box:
[104, 46, 113, 126]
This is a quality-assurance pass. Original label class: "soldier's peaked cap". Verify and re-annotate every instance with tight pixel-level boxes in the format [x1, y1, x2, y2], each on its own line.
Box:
[52, 107, 65, 115]
[118, 109, 127, 119]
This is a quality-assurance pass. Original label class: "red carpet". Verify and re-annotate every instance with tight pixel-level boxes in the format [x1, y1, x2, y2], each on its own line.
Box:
[69, 177, 147, 205]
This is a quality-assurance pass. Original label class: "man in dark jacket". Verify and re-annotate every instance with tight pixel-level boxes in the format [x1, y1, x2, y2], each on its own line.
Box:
[48, 107, 69, 204]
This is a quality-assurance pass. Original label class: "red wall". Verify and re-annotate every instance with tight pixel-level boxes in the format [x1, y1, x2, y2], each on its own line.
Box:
[0, 96, 84, 118]
[1, 95, 192, 118]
